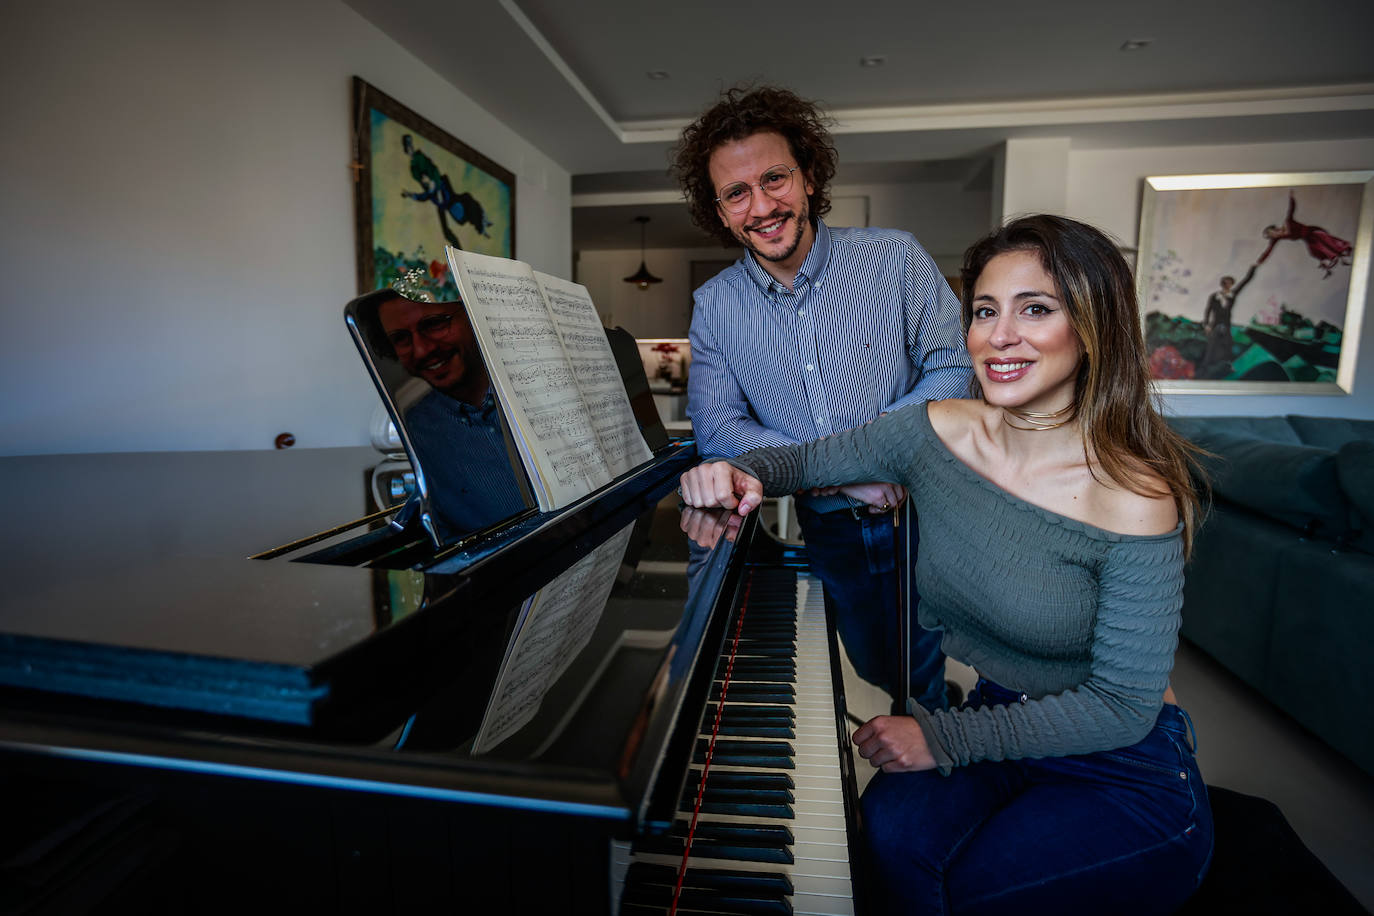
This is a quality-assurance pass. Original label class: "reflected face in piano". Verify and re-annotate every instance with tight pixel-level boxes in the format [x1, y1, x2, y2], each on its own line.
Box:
[379, 297, 488, 405]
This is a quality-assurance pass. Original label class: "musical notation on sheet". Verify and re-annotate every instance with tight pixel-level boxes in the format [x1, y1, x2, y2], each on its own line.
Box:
[447, 248, 653, 509]
[448, 250, 613, 508]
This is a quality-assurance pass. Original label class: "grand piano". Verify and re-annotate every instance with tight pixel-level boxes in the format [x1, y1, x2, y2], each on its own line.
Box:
[0, 292, 872, 914]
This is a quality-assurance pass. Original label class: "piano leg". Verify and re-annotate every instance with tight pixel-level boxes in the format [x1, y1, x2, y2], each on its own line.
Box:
[615, 569, 858, 915]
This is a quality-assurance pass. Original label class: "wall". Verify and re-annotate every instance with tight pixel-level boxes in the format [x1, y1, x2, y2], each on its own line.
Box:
[576, 246, 736, 338]
[0, 0, 571, 455]
[1067, 138, 1374, 419]
[833, 181, 992, 275]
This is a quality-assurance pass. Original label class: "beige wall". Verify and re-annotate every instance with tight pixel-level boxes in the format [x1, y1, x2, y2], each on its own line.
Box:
[0, 0, 571, 455]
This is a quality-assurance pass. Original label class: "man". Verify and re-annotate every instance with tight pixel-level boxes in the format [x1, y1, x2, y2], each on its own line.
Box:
[1200, 264, 1257, 374]
[672, 86, 973, 712]
[364, 285, 527, 539]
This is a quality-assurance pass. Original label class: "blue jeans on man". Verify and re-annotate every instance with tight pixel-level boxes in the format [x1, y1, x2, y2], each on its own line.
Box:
[795, 502, 947, 713]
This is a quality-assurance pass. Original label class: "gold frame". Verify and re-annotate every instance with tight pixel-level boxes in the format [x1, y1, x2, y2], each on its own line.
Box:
[1136, 170, 1372, 395]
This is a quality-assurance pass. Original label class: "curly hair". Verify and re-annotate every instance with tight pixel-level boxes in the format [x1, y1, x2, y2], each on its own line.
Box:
[959, 215, 1206, 556]
[671, 86, 838, 247]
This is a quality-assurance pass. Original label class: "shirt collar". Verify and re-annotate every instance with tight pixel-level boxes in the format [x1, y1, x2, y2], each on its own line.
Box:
[740, 219, 831, 295]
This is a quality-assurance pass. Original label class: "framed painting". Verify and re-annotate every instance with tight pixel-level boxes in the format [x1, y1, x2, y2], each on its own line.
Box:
[1136, 171, 1372, 394]
[351, 77, 515, 299]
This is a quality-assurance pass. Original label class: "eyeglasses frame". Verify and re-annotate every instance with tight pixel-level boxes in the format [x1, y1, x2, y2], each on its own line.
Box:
[714, 164, 801, 214]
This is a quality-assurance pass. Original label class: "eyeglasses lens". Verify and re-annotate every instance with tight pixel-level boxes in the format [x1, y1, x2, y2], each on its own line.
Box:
[718, 165, 795, 213]
[388, 313, 453, 350]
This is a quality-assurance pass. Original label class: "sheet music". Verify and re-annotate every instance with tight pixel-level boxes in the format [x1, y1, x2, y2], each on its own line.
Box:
[535, 272, 654, 477]
[447, 249, 612, 510]
[471, 523, 634, 753]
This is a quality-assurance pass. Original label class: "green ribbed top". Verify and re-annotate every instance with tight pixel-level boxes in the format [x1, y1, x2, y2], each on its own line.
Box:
[728, 401, 1184, 773]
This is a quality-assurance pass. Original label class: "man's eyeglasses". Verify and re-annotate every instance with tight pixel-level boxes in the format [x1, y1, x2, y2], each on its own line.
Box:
[715, 165, 798, 214]
[387, 313, 454, 351]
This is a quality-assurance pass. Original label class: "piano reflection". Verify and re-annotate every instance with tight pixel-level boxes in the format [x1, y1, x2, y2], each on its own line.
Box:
[0, 282, 870, 913]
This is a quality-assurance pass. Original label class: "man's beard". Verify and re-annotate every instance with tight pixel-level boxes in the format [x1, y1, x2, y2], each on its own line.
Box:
[734, 198, 810, 265]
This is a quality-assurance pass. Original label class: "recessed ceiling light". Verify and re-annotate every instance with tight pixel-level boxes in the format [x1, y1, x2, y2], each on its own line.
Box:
[859, 55, 885, 68]
[646, 70, 670, 80]
[1119, 39, 1152, 51]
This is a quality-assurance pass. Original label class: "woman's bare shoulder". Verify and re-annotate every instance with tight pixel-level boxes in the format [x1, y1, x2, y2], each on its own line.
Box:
[926, 398, 989, 436]
[1085, 470, 1179, 536]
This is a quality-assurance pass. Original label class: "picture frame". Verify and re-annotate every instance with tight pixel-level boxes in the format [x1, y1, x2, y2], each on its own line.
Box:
[1136, 171, 1372, 395]
[351, 77, 515, 299]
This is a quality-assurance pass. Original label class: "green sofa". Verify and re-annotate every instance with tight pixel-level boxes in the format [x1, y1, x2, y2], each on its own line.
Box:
[1167, 414, 1374, 777]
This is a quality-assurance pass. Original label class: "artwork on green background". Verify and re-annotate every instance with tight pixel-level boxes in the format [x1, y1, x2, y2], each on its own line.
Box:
[1136, 171, 1371, 395]
[351, 77, 514, 301]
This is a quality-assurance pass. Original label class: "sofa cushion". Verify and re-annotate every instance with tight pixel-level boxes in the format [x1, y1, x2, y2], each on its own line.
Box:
[1286, 415, 1374, 450]
[1168, 415, 1302, 445]
[1192, 432, 1347, 535]
[1337, 440, 1374, 554]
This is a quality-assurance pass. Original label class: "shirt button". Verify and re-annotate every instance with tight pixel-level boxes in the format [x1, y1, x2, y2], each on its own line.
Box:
[806, 364, 814, 371]
[797, 309, 805, 317]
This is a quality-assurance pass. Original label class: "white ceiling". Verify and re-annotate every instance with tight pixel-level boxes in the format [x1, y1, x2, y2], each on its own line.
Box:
[344, 0, 1374, 249]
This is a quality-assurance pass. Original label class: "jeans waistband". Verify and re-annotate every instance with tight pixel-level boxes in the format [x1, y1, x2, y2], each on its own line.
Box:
[966, 678, 1196, 748]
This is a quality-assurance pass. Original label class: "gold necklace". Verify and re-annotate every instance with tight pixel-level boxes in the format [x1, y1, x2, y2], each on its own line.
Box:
[1002, 402, 1076, 431]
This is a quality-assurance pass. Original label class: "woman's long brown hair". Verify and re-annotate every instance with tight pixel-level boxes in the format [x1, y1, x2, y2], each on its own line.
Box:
[959, 215, 1204, 556]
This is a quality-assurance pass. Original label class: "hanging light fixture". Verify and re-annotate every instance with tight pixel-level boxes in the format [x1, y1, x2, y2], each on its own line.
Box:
[623, 215, 663, 290]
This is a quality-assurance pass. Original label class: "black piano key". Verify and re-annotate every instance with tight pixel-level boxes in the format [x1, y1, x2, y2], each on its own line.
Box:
[722, 663, 795, 683]
[688, 770, 795, 791]
[625, 862, 794, 898]
[676, 822, 795, 865]
[708, 703, 794, 721]
[709, 683, 795, 703]
[704, 722, 795, 740]
[693, 739, 793, 769]
[727, 643, 795, 658]
[635, 822, 794, 865]
[726, 658, 795, 671]
[681, 791, 794, 819]
[621, 887, 791, 916]
[713, 723, 794, 740]
[706, 709, 795, 739]
[621, 889, 792, 916]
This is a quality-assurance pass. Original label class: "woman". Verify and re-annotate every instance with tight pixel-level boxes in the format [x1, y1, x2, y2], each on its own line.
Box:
[679, 215, 1212, 914]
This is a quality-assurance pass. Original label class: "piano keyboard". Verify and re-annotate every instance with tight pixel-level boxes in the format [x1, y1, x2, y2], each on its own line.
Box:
[614, 570, 856, 916]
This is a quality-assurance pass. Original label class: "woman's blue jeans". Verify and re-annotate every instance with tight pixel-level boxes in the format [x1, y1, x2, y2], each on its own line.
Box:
[860, 679, 1213, 915]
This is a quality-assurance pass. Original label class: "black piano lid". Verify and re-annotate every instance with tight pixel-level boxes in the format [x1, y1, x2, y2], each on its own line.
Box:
[0, 448, 397, 716]
[0, 444, 742, 825]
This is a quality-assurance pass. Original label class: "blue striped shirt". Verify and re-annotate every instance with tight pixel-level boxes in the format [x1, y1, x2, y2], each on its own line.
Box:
[687, 221, 973, 466]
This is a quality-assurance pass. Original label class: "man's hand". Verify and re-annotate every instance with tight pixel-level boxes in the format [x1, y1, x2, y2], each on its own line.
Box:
[837, 482, 907, 514]
[852, 715, 937, 772]
[679, 462, 764, 516]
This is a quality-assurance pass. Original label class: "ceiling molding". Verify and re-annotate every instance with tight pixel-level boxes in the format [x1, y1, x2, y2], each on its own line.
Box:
[572, 190, 686, 208]
[617, 83, 1374, 143]
[498, 0, 625, 141]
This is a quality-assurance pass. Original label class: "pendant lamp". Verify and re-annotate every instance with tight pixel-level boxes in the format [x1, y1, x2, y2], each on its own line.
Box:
[623, 215, 663, 289]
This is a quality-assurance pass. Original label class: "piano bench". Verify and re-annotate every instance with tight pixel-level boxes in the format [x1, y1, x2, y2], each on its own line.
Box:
[1176, 785, 1366, 915]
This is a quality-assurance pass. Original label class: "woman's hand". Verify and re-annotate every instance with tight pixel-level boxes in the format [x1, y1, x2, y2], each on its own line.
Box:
[852, 715, 937, 772]
[679, 462, 764, 516]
